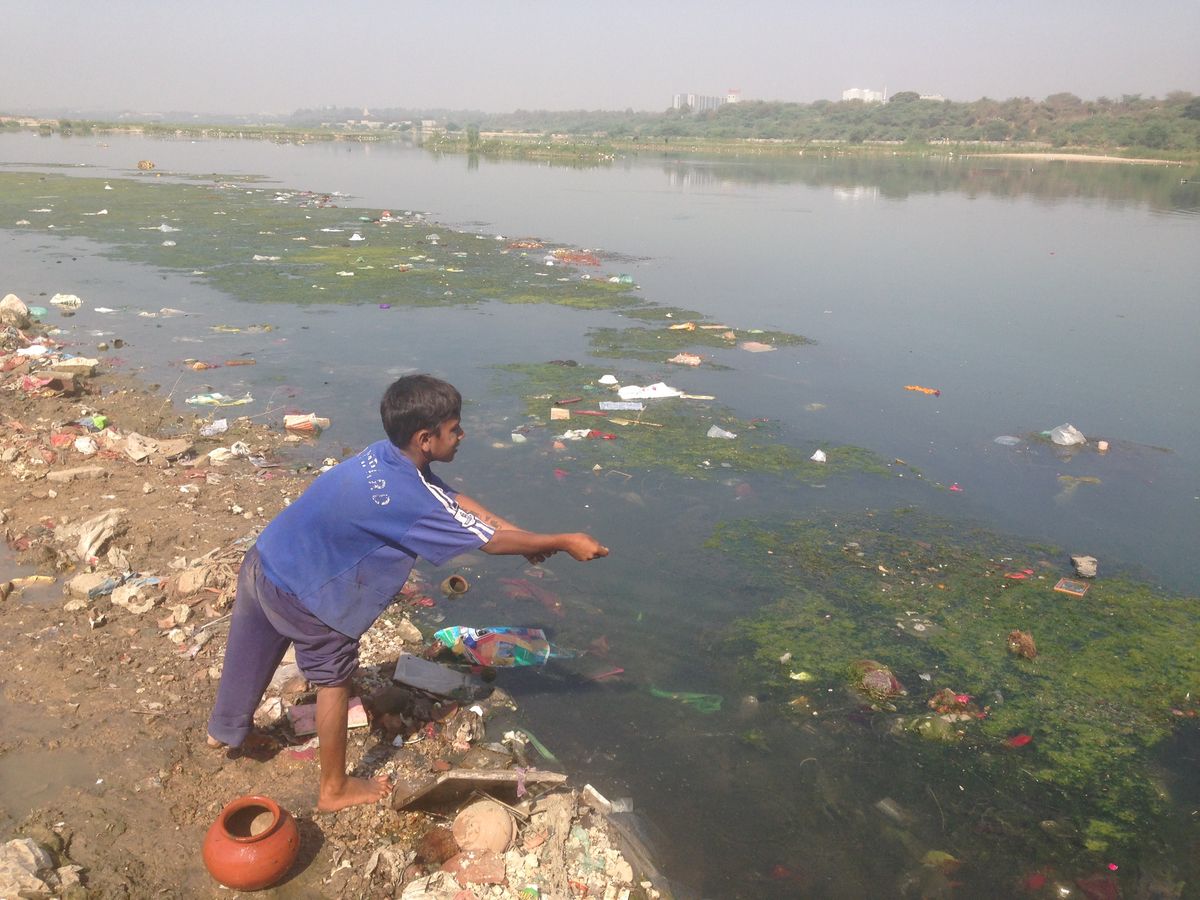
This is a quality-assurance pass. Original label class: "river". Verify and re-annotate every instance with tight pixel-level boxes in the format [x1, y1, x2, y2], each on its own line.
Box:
[2, 131, 1198, 897]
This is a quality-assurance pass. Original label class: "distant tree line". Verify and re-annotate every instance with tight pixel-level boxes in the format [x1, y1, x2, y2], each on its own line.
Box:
[293, 93, 1200, 153]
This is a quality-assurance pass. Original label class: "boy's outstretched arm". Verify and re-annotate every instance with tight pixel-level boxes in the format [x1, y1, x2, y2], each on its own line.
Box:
[455, 493, 603, 564]
[482, 528, 608, 561]
[454, 493, 519, 532]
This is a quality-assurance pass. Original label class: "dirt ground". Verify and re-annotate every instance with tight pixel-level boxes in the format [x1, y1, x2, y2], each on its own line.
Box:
[1, 315, 661, 899]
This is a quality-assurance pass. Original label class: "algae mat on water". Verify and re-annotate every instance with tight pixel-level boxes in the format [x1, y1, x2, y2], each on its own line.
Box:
[0, 170, 643, 311]
[713, 510, 1200, 868]
[497, 361, 895, 480]
[0, 170, 814, 363]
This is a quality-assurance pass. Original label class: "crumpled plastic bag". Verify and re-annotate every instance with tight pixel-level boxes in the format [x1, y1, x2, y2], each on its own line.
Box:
[1048, 423, 1086, 446]
[400, 870, 465, 899]
[56, 508, 127, 563]
[617, 382, 683, 400]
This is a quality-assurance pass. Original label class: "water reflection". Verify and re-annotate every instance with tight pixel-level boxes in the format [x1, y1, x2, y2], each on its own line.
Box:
[652, 153, 1200, 213]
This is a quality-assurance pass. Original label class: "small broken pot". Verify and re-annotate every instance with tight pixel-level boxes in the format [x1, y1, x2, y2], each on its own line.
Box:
[440, 574, 469, 597]
[202, 795, 300, 891]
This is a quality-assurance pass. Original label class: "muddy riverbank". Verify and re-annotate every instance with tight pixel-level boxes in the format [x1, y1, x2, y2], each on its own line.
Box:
[0, 302, 665, 899]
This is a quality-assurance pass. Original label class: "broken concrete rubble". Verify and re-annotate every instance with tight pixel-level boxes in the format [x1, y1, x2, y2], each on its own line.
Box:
[0, 293, 31, 329]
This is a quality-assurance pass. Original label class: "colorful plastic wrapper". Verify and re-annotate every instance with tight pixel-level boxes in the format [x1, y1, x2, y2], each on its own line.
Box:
[433, 626, 570, 667]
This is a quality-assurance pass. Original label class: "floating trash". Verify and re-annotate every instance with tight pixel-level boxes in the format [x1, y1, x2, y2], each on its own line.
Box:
[433, 626, 567, 667]
[649, 687, 723, 714]
[186, 392, 253, 407]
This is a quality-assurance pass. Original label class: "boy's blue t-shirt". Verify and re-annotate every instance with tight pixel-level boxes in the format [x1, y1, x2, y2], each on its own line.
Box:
[255, 439, 495, 638]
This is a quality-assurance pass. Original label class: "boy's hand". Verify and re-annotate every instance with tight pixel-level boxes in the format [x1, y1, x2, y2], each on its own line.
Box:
[565, 534, 609, 561]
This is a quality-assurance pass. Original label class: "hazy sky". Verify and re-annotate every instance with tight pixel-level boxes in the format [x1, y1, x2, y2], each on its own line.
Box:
[4, 0, 1198, 114]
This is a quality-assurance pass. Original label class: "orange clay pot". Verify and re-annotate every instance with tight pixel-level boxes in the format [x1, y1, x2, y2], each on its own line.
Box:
[202, 795, 300, 891]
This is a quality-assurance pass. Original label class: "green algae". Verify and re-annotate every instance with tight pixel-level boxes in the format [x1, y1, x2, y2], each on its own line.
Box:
[0, 170, 818, 361]
[712, 509, 1200, 861]
[587, 323, 807, 363]
[497, 361, 891, 480]
[0, 171, 643, 314]
[593, 306, 811, 362]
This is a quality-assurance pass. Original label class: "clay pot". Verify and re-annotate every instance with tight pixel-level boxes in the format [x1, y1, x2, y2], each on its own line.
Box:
[452, 800, 516, 853]
[440, 574, 469, 597]
[202, 795, 300, 891]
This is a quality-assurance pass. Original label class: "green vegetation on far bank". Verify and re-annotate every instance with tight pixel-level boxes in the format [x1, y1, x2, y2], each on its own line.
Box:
[7, 89, 1200, 162]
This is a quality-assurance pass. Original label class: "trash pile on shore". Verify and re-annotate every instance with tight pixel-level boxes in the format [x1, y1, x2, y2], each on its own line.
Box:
[1, 292, 665, 898]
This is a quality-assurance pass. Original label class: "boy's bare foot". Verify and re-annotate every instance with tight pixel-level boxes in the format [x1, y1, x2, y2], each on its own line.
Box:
[317, 775, 392, 813]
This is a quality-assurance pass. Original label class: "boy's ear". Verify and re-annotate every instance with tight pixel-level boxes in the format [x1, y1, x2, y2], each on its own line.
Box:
[408, 427, 434, 450]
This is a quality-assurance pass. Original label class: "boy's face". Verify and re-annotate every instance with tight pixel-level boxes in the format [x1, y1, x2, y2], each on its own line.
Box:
[423, 418, 464, 463]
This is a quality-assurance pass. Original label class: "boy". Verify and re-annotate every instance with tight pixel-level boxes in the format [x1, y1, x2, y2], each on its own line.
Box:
[207, 374, 608, 812]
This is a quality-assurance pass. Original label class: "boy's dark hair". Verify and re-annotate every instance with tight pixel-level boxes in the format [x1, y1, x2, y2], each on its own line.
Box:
[380, 375, 462, 448]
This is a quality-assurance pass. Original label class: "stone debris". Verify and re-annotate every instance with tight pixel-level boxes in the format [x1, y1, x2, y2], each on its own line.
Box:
[1071, 554, 1098, 578]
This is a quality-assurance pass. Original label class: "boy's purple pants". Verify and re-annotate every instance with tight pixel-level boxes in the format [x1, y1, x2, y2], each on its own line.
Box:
[207, 545, 359, 748]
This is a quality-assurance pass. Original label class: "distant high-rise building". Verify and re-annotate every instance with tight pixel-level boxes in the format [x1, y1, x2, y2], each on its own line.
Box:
[672, 91, 736, 112]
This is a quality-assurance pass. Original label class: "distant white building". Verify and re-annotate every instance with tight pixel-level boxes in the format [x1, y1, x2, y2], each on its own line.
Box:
[673, 90, 741, 112]
[842, 88, 886, 103]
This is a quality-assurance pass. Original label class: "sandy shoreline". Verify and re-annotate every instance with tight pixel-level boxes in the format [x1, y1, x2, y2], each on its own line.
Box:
[970, 151, 1184, 165]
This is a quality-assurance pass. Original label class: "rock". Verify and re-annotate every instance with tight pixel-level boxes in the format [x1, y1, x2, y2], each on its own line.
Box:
[174, 564, 214, 597]
[0, 837, 54, 896]
[46, 465, 107, 483]
[1071, 555, 1098, 578]
[911, 714, 962, 743]
[253, 696, 285, 727]
[396, 617, 424, 644]
[604, 846, 635, 882]
[850, 659, 905, 704]
[57, 863, 85, 888]
[111, 582, 157, 615]
[53, 357, 99, 377]
[0, 293, 31, 329]
[441, 849, 507, 885]
[269, 662, 307, 694]
[66, 571, 112, 598]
